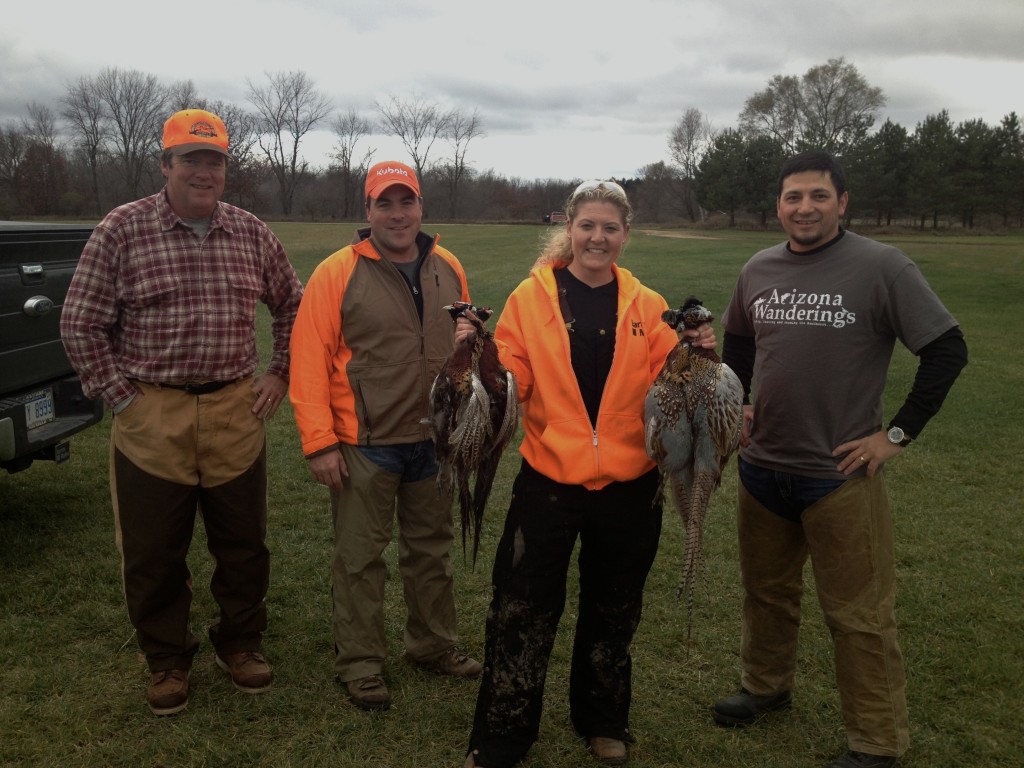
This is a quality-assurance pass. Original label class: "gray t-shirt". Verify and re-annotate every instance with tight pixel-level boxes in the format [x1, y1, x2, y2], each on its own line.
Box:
[722, 230, 958, 478]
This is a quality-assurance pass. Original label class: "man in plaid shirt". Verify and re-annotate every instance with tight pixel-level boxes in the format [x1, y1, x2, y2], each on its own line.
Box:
[61, 108, 303, 716]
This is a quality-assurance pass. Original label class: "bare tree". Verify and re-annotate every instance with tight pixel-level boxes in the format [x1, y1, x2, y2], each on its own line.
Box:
[166, 80, 202, 112]
[0, 122, 27, 198]
[668, 107, 714, 179]
[23, 103, 59, 151]
[739, 58, 885, 155]
[19, 103, 66, 215]
[801, 58, 885, 152]
[375, 94, 452, 182]
[437, 107, 484, 218]
[330, 109, 375, 218]
[668, 107, 715, 220]
[93, 67, 168, 200]
[61, 76, 108, 214]
[247, 70, 332, 215]
[739, 74, 804, 154]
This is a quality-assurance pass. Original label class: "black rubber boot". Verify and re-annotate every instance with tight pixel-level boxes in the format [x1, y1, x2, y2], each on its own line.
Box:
[712, 687, 792, 727]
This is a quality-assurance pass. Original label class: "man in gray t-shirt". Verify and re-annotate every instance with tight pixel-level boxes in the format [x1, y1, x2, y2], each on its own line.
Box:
[712, 151, 968, 768]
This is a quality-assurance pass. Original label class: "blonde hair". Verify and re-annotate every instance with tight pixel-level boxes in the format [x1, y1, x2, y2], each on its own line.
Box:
[533, 182, 633, 270]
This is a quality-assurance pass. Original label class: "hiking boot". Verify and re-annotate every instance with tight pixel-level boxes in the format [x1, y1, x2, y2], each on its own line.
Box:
[344, 674, 391, 711]
[712, 687, 792, 726]
[415, 646, 482, 679]
[824, 750, 898, 767]
[147, 669, 189, 716]
[215, 650, 273, 693]
[588, 736, 628, 765]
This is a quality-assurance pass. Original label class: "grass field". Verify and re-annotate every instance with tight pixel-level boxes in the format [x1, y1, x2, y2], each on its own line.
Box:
[1, 223, 1021, 767]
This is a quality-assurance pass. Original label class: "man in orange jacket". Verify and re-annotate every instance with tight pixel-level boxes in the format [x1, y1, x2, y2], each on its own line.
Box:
[289, 161, 481, 711]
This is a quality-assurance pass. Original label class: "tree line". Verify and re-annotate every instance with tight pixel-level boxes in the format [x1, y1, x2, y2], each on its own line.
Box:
[1, 60, 1021, 229]
[0, 68, 486, 222]
[668, 59, 1023, 230]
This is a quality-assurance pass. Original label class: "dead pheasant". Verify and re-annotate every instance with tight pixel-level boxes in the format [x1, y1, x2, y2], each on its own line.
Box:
[645, 296, 743, 638]
[428, 302, 518, 565]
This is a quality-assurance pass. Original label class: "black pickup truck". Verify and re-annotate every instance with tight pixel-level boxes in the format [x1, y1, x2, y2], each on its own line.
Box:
[0, 222, 104, 473]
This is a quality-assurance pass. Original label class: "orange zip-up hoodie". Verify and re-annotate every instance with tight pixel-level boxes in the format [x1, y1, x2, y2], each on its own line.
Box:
[495, 263, 677, 490]
[289, 233, 469, 456]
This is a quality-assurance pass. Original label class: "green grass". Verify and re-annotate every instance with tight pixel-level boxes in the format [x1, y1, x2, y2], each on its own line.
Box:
[1, 224, 1021, 767]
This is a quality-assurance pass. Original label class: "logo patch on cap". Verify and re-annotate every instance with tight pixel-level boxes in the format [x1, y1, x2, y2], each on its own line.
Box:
[364, 160, 421, 199]
[190, 121, 220, 139]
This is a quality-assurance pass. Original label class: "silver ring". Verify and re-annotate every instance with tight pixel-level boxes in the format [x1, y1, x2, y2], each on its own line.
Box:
[859, 455, 867, 462]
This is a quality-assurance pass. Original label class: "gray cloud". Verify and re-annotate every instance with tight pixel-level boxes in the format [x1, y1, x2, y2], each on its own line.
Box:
[2, 0, 1021, 179]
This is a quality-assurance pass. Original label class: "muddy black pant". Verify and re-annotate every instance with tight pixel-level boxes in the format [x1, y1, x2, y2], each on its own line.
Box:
[468, 461, 662, 768]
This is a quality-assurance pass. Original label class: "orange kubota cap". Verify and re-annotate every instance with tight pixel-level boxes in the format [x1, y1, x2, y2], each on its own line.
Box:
[365, 161, 420, 199]
[162, 109, 229, 156]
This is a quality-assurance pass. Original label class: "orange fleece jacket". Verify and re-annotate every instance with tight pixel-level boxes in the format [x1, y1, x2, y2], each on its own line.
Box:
[289, 235, 469, 456]
[495, 263, 677, 490]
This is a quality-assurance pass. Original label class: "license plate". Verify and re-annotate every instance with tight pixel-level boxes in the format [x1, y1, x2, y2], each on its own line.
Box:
[24, 389, 56, 430]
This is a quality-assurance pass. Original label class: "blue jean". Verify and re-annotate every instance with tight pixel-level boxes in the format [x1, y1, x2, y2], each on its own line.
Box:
[356, 440, 439, 482]
[738, 457, 846, 521]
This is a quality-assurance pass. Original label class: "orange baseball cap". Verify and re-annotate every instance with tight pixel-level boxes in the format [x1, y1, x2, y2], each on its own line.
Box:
[365, 161, 420, 199]
[162, 109, 229, 156]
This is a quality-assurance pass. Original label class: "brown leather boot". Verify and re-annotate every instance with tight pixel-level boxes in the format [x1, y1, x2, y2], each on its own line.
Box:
[215, 651, 273, 693]
[147, 669, 189, 716]
[344, 674, 391, 711]
[587, 736, 627, 765]
[413, 646, 483, 679]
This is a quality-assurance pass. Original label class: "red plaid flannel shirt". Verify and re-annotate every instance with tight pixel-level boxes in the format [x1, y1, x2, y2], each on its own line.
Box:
[61, 189, 303, 409]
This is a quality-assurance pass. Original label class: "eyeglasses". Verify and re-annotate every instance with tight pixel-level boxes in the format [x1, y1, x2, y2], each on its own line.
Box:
[572, 179, 626, 198]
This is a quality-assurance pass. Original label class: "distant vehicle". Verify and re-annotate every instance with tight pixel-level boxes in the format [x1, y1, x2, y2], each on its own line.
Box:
[0, 222, 104, 473]
[543, 211, 567, 225]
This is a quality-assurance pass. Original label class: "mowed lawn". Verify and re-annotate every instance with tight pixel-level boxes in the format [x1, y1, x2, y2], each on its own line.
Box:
[1, 222, 1021, 768]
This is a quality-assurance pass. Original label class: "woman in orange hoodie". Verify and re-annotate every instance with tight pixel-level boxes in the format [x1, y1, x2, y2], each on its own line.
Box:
[463, 180, 715, 767]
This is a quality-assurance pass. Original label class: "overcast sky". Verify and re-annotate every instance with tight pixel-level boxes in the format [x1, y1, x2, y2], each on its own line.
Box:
[3, 0, 1022, 182]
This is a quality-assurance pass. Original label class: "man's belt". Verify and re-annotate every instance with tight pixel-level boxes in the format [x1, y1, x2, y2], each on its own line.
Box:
[154, 380, 237, 395]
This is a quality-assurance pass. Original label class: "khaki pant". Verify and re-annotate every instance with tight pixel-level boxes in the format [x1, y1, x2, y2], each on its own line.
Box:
[738, 472, 909, 757]
[329, 443, 458, 681]
[110, 379, 268, 671]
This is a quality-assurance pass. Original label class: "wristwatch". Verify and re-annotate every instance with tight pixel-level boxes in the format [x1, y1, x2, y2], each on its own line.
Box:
[886, 425, 912, 447]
